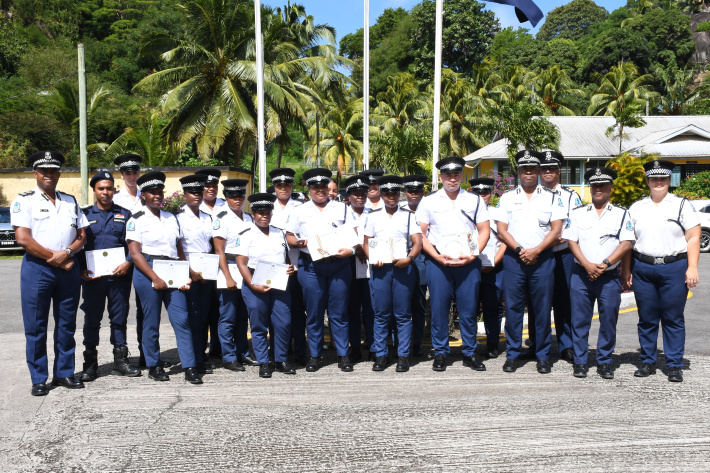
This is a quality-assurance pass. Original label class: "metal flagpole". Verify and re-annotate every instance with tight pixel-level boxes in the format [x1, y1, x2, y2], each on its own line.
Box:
[255, 0, 267, 192]
[431, 0, 443, 191]
[363, 0, 370, 171]
[78, 43, 88, 205]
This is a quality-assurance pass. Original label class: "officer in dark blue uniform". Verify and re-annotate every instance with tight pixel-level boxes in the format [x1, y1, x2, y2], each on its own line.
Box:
[78, 171, 140, 382]
[12, 151, 89, 396]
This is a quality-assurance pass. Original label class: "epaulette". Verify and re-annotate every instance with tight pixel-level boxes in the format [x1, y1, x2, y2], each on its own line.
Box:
[238, 227, 251, 235]
[610, 203, 628, 210]
[19, 190, 35, 197]
[114, 204, 130, 213]
[572, 203, 588, 211]
[369, 208, 383, 213]
[81, 204, 92, 212]
[216, 211, 228, 218]
[132, 210, 145, 219]
[401, 207, 414, 213]
[541, 186, 555, 193]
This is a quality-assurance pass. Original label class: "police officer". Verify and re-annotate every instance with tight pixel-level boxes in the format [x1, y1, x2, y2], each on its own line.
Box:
[126, 172, 202, 384]
[176, 174, 214, 374]
[495, 150, 565, 374]
[236, 193, 297, 378]
[360, 169, 385, 211]
[535, 150, 582, 363]
[565, 167, 634, 379]
[416, 157, 490, 372]
[624, 159, 700, 382]
[343, 174, 375, 363]
[470, 177, 506, 359]
[364, 175, 423, 372]
[402, 175, 428, 357]
[269, 168, 307, 365]
[12, 151, 88, 396]
[212, 179, 258, 371]
[285, 168, 356, 372]
[78, 171, 140, 382]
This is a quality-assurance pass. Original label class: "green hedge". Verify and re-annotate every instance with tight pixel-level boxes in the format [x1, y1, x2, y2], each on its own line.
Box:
[696, 22, 710, 32]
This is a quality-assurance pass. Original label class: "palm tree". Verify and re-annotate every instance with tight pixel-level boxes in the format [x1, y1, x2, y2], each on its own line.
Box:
[102, 113, 173, 166]
[533, 65, 586, 116]
[371, 72, 427, 132]
[656, 66, 699, 115]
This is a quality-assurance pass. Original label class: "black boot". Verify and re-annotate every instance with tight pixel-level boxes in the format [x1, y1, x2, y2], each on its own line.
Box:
[80, 348, 98, 382]
[112, 346, 141, 377]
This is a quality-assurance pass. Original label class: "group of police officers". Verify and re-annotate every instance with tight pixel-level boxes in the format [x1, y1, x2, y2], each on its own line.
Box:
[12, 148, 700, 396]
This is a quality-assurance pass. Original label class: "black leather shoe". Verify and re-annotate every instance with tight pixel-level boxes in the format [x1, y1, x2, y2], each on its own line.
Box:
[158, 359, 173, 368]
[537, 360, 552, 374]
[396, 356, 409, 372]
[338, 356, 354, 372]
[274, 361, 296, 374]
[80, 348, 98, 382]
[634, 363, 656, 377]
[148, 366, 169, 381]
[412, 345, 424, 357]
[560, 348, 574, 363]
[305, 357, 323, 372]
[432, 354, 446, 371]
[368, 352, 377, 362]
[462, 354, 486, 371]
[259, 363, 273, 378]
[223, 361, 245, 372]
[503, 359, 517, 372]
[597, 363, 615, 379]
[184, 367, 203, 384]
[668, 367, 683, 382]
[519, 350, 536, 361]
[486, 348, 499, 359]
[372, 356, 387, 371]
[239, 355, 259, 367]
[573, 364, 588, 378]
[31, 383, 48, 396]
[196, 363, 214, 375]
[51, 377, 84, 389]
[293, 355, 308, 366]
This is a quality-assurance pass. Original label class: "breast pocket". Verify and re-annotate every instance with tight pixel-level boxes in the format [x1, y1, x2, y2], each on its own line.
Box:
[110, 220, 125, 236]
[31, 209, 51, 223]
[89, 221, 104, 235]
[537, 210, 552, 227]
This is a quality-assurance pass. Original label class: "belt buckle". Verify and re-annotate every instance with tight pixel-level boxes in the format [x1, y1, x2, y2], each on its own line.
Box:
[654, 256, 664, 265]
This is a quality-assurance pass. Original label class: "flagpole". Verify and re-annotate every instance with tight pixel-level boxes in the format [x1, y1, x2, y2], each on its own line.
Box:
[431, 0, 443, 190]
[363, 0, 370, 171]
[255, 0, 267, 192]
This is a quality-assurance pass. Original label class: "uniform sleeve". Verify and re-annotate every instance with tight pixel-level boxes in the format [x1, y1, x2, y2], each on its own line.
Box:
[77, 210, 89, 229]
[10, 196, 31, 228]
[125, 216, 141, 244]
[475, 196, 489, 224]
[571, 190, 582, 209]
[285, 208, 300, 235]
[363, 214, 375, 238]
[234, 229, 252, 257]
[619, 210, 636, 242]
[550, 193, 567, 222]
[211, 218, 227, 239]
[414, 198, 430, 225]
[681, 199, 701, 231]
[408, 213, 422, 235]
[494, 194, 509, 224]
[563, 210, 579, 242]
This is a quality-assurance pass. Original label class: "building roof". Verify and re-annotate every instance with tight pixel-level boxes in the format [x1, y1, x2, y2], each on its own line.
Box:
[464, 116, 710, 162]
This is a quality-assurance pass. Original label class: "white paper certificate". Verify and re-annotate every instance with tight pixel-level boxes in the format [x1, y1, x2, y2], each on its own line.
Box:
[440, 232, 479, 257]
[216, 264, 243, 290]
[85, 247, 126, 277]
[251, 262, 289, 291]
[152, 260, 190, 288]
[306, 225, 359, 261]
[187, 253, 220, 280]
[368, 237, 408, 264]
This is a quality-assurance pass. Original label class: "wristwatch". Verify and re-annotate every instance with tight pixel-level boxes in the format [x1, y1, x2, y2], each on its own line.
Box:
[66, 247, 75, 258]
[515, 246, 523, 254]
[603, 258, 612, 267]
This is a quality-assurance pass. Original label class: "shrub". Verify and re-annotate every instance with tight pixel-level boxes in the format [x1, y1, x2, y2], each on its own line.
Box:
[160, 191, 185, 214]
[696, 22, 710, 33]
[674, 170, 710, 199]
[606, 153, 652, 208]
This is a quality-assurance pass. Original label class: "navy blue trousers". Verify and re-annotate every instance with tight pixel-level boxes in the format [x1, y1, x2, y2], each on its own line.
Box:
[552, 250, 574, 352]
[503, 249, 555, 361]
[349, 262, 374, 355]
[481, 266, 504, 350]
[570, 266, 621, 365]
[80, 275, 131, 348]
[21, 254, 81, 384]
[632, 258, 688, 368]
[297, 254, 352, 357]
[411, 253, 427, 347]
[242, 284, 292, 364]
[203, 282, 221, 354]
[425, 256, 482, 357]
[217, 288, 251, 363]
[185, 280, 212, 365]
[288, 273, 307, 357]
[133, 259, 195, 368]
[370, 264, 415, 357]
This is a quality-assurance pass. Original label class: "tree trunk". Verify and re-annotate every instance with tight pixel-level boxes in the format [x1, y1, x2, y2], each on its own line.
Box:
[619, 124, 624, 155]
[276, 139, 284, 168]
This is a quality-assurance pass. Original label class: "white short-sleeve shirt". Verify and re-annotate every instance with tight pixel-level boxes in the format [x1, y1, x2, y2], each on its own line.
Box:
[363, 206, 422, 240]
[199, 198, 228, 217]
[113, 188, 142, 213]
[629, 194, 700, 257]
[479, 216, 502, 267]
[126, 208, 182, 259]
[564, 203, 635, 268]
[11, 187, 89, 252]
[550, 184, 582, 252]
[211, 208, 253, 254]
[285, 200, 348, 255]
[234, 224, 288, 269]
[495, 185, 567, 249]
[175, 206, 213, 254]
[271, 198, 302, 230]
[415, 188, 489, 247]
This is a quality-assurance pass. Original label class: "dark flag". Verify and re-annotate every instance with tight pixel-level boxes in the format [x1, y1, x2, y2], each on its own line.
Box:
[486, 0, 544, 27]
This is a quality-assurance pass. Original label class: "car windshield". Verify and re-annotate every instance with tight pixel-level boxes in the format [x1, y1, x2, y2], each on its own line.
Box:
[0, 208, 10, 224]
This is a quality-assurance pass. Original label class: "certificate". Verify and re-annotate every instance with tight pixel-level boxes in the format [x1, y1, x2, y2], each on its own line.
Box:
[216, 263, 243, 290]
[152, 260, 190, 288]
[368, 237, 408, 264]
[187, 253, 220, 280]
[355, 258, 369, 279]
[251, 262, 289, 291]
[306, 225, 359, 261]
[85, 247, 126, 277]
[440, 232, 479, 257]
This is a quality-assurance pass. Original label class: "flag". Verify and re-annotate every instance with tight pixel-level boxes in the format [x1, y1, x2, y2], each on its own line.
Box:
[486, 0, 544, 27]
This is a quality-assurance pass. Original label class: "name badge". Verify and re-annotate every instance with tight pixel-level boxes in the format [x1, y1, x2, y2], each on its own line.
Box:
[40, 208, 49, 213]
[88, 220, 98, 224]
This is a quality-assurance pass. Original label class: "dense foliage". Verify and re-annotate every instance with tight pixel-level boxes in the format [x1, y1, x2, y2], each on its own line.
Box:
[674, 170, 710, 199]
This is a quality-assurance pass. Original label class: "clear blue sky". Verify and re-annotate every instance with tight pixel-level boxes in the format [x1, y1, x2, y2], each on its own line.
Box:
[263, 1, 628, 44]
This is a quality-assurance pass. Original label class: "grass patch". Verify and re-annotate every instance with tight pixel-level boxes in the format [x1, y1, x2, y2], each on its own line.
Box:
[0, 249, 24, 259]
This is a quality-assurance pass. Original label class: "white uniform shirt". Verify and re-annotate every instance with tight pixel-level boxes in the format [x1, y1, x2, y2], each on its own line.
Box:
[11, 187, 89, 251]
[564, 203, 635, 269]
[345, 205, 370, 241]
[126, 208, 182, 259]
[271, 198, 302, 230]
[234, 224, 288, 269]
[479, 216, 502, 267]
[285, 200, 348, 255]
[365, 198, 384, 212]
[113, 188, 142, 212]
[363, 207, 422, 240]
[629, 194, 700, 257]
[550, 184, 582, 252]
[495, 185, 567, 249]
[199, 198, 228, 217]
[175, 206, 213, 254]
[211, 208, 253, 254]
[415, 188, 489, 247]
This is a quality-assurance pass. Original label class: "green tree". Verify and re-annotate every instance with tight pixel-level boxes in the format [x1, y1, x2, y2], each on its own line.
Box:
[537, 0, 609, 42]
[656, 66, 699, 115]
[579, 27, 653, 78]
[306, 98, 364, 178]
[624, 7, 695, 70]
[606, 152, 651, 207]
[371, 126, 431, 175]
[0, 12, 27, 76]
[533, 65, 586, 116]
[371, 72, 426, 132]
[489, 27, 533, 65]
[102, 113, 173, 166]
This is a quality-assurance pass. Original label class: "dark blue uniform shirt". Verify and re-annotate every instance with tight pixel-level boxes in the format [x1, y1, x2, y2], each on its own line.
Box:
[80, 203, 132, 270]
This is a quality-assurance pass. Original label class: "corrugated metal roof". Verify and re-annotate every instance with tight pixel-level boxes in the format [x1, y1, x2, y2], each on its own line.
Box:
[463, 116, 710, 162]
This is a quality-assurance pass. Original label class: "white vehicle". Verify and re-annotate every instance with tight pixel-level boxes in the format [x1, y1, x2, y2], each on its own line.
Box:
[691, 199, 710, 253]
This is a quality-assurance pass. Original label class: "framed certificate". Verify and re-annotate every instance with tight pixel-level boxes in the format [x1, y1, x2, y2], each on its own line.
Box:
[85, 247, 126, 277]
[151, 260, 190, 288]
[251, 262, 289, 291]
[440, 232, 479, 257]
[216, 263, 243, 290]
[187, 253, 220, 280]
[306, 225, 359, 261]
[368, 237, 408, 264]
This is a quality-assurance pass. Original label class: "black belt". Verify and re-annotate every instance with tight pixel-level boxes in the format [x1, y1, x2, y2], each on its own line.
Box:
[141, 253, 174, 261]
[554, 247, 571, 256]
[633, 251, 687, 265]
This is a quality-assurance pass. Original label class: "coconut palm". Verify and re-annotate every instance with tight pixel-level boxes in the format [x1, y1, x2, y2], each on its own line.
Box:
[656, 66, 699, 115]
[102, 113, 173, 166]
[306, 98, 364, 178]
[371, 73, 427, 132]
[533, 65, 586, 116]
